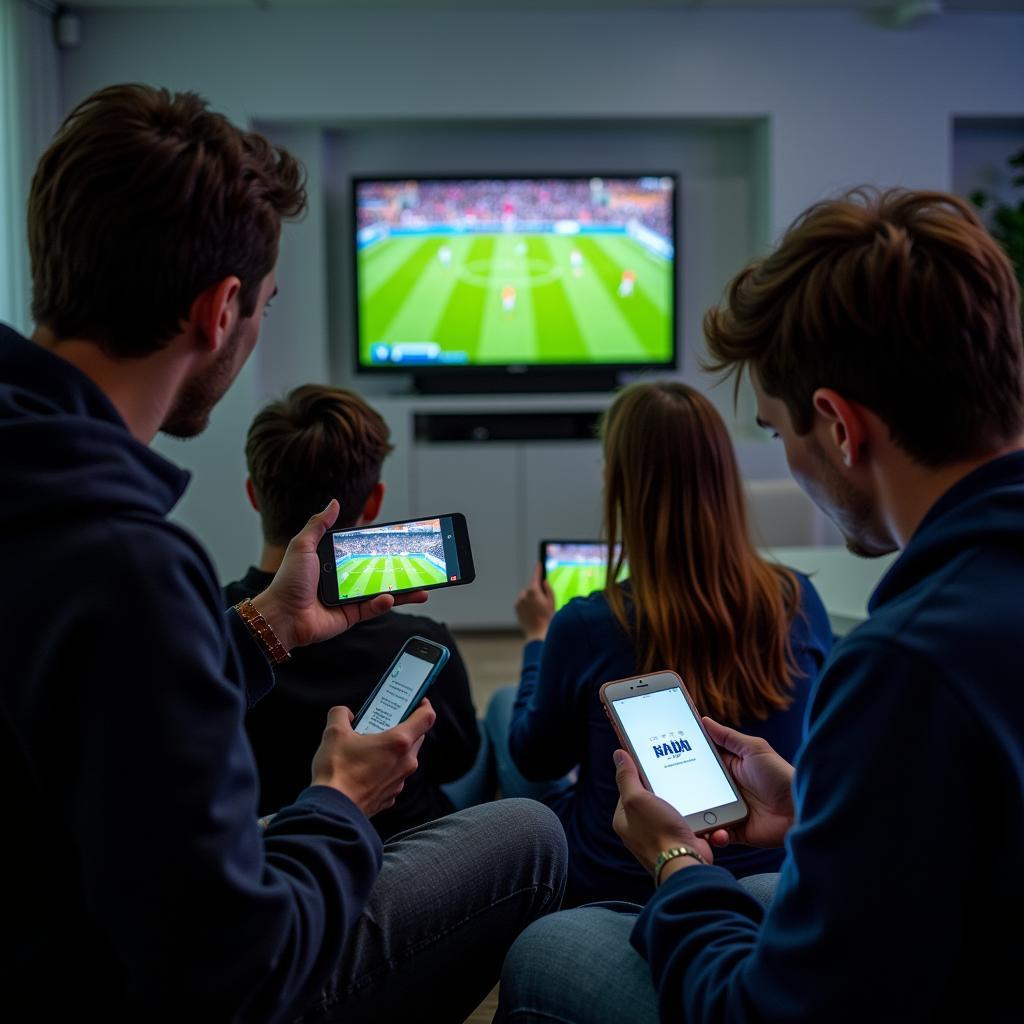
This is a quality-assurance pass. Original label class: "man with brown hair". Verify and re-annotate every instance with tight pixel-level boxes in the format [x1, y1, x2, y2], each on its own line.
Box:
[498, 188, 1024, 1022]
[0, 84, 564, 1022]
[225, 385, 483, 837]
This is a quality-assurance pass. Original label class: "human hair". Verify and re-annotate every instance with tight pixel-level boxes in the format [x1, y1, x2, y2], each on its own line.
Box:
[28, 83, 306, 357]
[245, 385, 394, 545]
[602, 381, 801, 722]
[704, 187, 1024, 466]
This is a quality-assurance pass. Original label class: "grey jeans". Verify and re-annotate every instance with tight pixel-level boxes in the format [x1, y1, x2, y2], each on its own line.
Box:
[496, 874, 780, 1023]
[294, 798, 567, 1024]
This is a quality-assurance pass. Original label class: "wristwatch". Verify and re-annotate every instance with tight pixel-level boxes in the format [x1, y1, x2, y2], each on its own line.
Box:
[653, 844, 707, 885]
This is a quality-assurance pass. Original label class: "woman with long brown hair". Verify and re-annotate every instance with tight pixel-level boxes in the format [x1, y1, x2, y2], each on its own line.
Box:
[502, 380, 833, 906]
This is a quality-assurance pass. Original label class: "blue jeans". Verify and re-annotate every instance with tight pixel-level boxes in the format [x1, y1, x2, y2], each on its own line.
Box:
[294, 800, 567, 1024]
[485, 685, 575, 803]
[496, 875, 780, 1023]
[440, 724, 496, 810]
[442, 688, 573, 810]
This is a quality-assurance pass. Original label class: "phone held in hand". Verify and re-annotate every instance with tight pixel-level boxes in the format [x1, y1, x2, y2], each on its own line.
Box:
[599, 670, 748, 834]
[352, 636, 450, 735]
[539, 539, 626, 611]
[317, 513, 475, 607]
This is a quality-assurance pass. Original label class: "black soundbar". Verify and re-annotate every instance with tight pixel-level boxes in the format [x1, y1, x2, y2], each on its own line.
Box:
[414, 410, 603, 443]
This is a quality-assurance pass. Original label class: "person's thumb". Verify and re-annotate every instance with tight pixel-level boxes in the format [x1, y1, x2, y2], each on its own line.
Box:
[703, 716, 757, 758]
[613, 749, 642, 799]
[296, 499, 340, 552]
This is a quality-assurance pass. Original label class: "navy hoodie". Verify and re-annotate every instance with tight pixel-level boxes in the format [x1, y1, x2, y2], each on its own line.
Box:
[632, 449, 1024, 1022]
[0, 325, 382, 1022]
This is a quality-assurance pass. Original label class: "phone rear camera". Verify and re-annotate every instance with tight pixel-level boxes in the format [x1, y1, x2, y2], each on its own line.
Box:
[322, 561, 333, 573]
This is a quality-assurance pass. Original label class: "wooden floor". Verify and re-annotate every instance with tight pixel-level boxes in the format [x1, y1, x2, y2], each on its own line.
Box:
[451, 631, 523, 1024]
[465, 985, 500, 1024]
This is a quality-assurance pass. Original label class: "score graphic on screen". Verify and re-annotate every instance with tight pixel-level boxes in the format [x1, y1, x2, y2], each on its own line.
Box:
[612, 687, 735, 817]
[354, 176, 676, 373]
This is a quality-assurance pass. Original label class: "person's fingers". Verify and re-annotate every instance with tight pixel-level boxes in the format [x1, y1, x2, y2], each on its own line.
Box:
[395, 700, 436, 742]
[709, 828, 732, 847]
[392, 590, 429, 607]
[325, 705, 354, 728]
[361, 593, 397, 618]
[703, 716, 760, 757]
[531, 562, 543, 588]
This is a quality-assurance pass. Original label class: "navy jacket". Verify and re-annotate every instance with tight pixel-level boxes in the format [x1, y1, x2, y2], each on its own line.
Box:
[226, 567, 480, 838]
[0, 325, 382, 1022]
[633, 451, 1024, 1022]
[509, 574, 832, 905]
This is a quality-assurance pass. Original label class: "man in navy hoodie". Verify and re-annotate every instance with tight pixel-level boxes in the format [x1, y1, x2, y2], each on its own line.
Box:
[497, 187, 1024, 1022]
[0, 84, 565, 1021]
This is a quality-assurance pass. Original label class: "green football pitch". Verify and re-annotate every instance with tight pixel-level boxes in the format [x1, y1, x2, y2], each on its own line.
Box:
[547, 563, 629, 610]
[336, 554, 448, 599]
[358, 233, 673, 365]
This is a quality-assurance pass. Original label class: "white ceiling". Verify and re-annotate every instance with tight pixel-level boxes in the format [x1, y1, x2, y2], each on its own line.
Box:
[53, 0, 1024, 12]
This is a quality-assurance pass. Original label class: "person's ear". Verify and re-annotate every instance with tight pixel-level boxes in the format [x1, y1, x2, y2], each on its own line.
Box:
[187, 276, 242, 353]
[812, 388, 868, 468]
[245, 477, 260, 512]
[360, 481, 385, 525]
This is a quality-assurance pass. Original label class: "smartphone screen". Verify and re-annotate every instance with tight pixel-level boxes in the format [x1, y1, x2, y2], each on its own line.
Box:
[330, 516, 463, 602]
[610, 686, 737, 817]
[354, 648, 437, 735]
[542, 541, 627, 610]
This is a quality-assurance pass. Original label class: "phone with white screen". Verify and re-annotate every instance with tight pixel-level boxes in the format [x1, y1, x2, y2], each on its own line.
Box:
[317, 513, 474, 607]
[352, 636, 449, 735]
[600, 670, 748, 834]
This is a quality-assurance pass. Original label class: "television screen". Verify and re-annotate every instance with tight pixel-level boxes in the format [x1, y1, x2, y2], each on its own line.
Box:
[353, 175, 676, 375]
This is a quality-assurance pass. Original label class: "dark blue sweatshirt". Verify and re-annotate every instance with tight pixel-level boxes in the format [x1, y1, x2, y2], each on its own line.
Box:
[509, 574, 833, 905]
[633, 450, 1024, 1022]
[0, 325, 382, 1022]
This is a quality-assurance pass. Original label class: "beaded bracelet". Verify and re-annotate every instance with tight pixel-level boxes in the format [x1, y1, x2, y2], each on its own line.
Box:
[234, 598, 291, 666]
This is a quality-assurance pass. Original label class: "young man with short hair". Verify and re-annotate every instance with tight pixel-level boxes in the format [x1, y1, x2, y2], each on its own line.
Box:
[225, 384, 484, 837]
[0, 83, 564, 1022]
[498, 187, 1024, 1022]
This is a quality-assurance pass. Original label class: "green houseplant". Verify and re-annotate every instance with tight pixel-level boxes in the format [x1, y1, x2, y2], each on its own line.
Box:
[970, 146, 1024, 292]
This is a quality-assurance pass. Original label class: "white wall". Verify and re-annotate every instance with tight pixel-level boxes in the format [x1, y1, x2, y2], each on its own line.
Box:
[58, 8, 1024, 582]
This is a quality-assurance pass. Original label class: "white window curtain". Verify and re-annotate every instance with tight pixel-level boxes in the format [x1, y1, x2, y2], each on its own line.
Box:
[0, 0, 60, 335]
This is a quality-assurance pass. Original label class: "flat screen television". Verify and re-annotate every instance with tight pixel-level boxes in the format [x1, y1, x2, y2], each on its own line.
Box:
[352, 174, 677, 392]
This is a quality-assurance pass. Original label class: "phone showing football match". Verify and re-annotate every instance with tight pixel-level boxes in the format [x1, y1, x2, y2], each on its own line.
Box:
[540, 539, 628, 611]
[317, 513, 474, 606]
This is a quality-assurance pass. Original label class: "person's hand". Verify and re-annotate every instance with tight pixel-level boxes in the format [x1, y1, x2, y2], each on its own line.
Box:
[612, 749, 714, 879]
[703, 717, 795, 850]
[310, 700, 436, 817]
[514, 563, 555, 642]
[250, 500, 428, 651]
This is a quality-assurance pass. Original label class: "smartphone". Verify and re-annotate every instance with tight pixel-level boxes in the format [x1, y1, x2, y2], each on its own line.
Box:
[318, 513, 474, 607]
[599, 670, 748, 834]
[539, 539, 627, 611]
[352, 635, 450, 735]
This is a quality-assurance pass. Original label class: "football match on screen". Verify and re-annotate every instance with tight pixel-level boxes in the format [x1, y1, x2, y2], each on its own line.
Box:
[545, 543, 628, 609]
[355, 177, 675, 368]
[333, 519, 450, 599]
